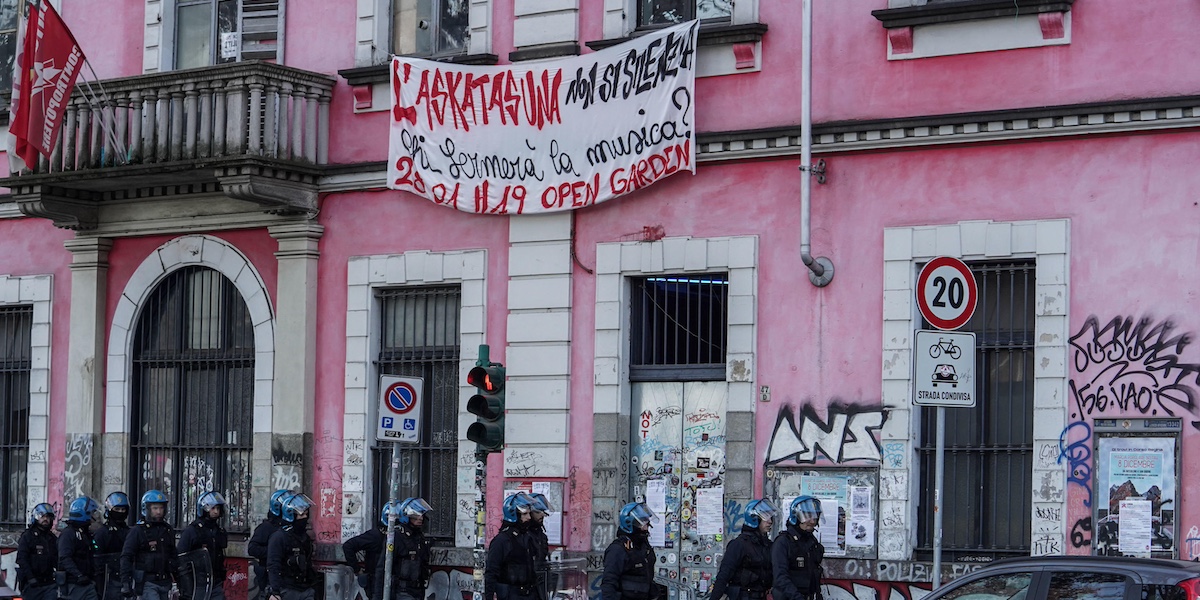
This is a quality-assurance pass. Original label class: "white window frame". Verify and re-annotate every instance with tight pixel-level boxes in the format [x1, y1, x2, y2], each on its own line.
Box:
[592, 235, 758, 418]
[878, 219, 1070, 560]
[881, 0, 1071, 60]
[602, 0, 758, 40]
[0, 274, 52, 523]
[342, 249, 487, 547]
[354, 0, 491, 67]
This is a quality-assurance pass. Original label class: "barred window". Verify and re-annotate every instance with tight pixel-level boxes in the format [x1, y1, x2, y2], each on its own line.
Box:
[0, 305, 32, 527]
[130, 266, 254, 531]
[630, 274, 728, 381]
[917, 261, 1036, 559]
[372, 285, 461, 544]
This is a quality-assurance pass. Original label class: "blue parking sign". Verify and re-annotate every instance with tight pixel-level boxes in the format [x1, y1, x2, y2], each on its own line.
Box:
[382, 417, 394, 428]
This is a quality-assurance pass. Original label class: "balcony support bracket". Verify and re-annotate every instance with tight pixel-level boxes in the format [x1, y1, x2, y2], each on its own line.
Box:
[218, 166, 319, 216]
[13, 184, 100, 230]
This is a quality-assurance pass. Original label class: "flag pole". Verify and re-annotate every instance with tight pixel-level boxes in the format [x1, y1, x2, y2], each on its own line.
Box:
[75, 62, 130, 166]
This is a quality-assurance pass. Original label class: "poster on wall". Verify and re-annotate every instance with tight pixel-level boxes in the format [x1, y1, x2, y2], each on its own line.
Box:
[800, 475, 849, 556]
[503, 480, 565, 545]
[766, 468, 878, 559]
[388, 21, 698, 215]
[1094, 430, 1177, 557]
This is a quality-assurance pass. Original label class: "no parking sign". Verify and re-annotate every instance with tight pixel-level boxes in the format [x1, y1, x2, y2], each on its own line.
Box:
[377, 375, 424, 443]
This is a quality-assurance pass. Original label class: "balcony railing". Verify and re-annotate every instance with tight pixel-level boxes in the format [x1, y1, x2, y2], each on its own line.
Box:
[21, 61, 334, 174]
[3, 61, 337, 230]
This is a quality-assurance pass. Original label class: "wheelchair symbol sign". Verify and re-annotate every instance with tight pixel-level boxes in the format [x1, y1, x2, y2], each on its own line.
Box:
[377, 376, 424, 443]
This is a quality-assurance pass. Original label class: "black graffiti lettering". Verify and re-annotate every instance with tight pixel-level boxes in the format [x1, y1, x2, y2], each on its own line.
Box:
[440, 138, 546, 182]
[549, 139, 579, 176]
[1069, 315, 1200, 428]
[766, 403, 888, 465]
[564, 24, 696, 108]
[399, 129, 444, 174]
[585, 116, 688, 166]
[1070, 516, 1093, 548]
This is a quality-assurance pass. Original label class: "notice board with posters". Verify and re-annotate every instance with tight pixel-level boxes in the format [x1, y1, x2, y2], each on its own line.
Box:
[1092, 418, 1181, 559]
[764, 467, 878, 559]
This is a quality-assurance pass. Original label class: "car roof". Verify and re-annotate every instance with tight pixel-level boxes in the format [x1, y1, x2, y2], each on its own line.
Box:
[986, 555, 1200, 580]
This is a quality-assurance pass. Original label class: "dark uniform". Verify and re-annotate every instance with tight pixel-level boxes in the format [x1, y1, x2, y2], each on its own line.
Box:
[710, 526, 773, 600]
[528, 522, 550, 600]
[248, 515, 283, 600]
[485, 523, 538, 600]
[178, 515, 229, 600]
[599, 531, 659, 600]
[342, 526, 384, 599]
[16, 518, 59, 600]
[770, 524, 824, 600]
[120, 519, 179, 600]
[373, 522, 430, 600]
[59, 520, 100, 600]
[266, 524, 318, 600]
[96, 518, 131, 600]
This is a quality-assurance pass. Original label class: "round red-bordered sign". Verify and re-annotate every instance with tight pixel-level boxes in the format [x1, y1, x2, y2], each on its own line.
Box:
[916, 257, 978, 331]
[384, 381, 418, 415]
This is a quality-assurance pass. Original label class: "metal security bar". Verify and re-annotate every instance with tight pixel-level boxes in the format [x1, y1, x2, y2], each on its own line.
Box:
[0, 306, 32, 527]
[630, 274, 728, 381]
[130, 266, 254, 531]
[372, 285, 461, 544]
[917, 261, 1036, 559]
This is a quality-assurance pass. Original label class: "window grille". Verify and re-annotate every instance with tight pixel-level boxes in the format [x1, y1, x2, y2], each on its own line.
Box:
[917, 261, 1036, 559]
[130, 266, 254, 531]
[371, 285, 461, 544]
[630, 274, 727, 382]
[0, 305, 32, 527]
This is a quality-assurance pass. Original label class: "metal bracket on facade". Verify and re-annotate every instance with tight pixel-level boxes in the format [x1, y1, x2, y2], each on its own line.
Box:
[800, 159, 827, 184]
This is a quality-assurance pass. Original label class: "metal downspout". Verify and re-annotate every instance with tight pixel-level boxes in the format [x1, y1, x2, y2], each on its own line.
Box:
[801, 0, 834, 287]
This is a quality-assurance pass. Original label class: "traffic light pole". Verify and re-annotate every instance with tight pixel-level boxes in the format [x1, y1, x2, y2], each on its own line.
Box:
[472, 345, 493, 589]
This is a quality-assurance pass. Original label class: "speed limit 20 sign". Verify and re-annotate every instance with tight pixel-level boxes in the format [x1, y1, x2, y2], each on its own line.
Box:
[916, 257, 978, 331]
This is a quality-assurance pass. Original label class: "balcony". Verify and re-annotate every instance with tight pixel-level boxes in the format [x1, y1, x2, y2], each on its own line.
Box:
[0, 61, 335, 231]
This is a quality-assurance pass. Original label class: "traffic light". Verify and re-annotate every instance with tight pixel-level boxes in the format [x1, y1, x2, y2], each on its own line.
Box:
[467, 347, 505, 453]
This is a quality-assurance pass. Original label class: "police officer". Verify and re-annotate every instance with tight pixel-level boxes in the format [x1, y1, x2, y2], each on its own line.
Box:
[342, 502, 387, 600]
[120, 490, 179, 600]
[96, 492, 132, 600]
[266, 493, 318, 600]
[374, 498, 433, 600]
[600, 502, 660, 600]
[527, 494, 551, 600]
[250, 490, 292, 600]
[178, 492, 230, 600]
[59, 496, 102, 600]
[16, 503, 58, 600]
[484, 493, 538, 600]
[771, 497, 824, 600]
[711, 500, 776, 600]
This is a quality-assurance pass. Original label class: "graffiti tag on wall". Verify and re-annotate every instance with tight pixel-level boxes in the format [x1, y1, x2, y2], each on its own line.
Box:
[766, 404, 887, 465]
[1069, 315, 1200, 428]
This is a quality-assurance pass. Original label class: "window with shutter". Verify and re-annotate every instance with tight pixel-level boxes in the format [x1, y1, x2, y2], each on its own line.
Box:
[154, 0, 283, 72]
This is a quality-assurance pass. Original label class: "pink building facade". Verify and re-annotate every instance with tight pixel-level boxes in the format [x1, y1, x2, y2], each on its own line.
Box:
[1, 0, 1199, 598]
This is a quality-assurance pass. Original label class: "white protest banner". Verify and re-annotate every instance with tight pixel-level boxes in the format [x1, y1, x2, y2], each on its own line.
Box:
[388, 20, 699, 215]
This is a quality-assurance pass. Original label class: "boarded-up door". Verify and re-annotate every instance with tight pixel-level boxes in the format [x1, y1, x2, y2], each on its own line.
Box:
[630, 381, 728, 597]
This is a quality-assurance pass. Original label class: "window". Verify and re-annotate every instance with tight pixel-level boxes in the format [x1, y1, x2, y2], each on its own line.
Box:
[917, 261, 1035, 558]
[175, 0, 237, 69]
[393, 0, 468, 57]
[0, 0, 26, 94]
[130, 267, 254, 531]
[371, 285, 461, 544]
[1045, 572, 1128, 600]
[940, 572, 1034, 600]
[639, 0, 730, 28]
[630, 274, 728, 381]
[0, 305, 31, 527]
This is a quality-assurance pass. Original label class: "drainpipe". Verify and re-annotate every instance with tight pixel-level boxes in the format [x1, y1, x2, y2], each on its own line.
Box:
[801, 0, 834, 287]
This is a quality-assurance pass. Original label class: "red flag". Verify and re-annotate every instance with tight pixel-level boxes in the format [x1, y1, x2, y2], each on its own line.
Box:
[8, 0, 86, 171]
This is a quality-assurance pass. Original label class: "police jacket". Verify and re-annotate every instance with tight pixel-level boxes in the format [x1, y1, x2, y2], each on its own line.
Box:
[485, 523, 537, 600]
[600, 531, 659, 600]
[58, 522, 98, 584]
[266, 525, 317, 592]
[373, 523, 431, 600]
[120, 521, 179, 587]
[248, 516, 282, 564]
[95, 521, 131, 555]
[770, 524, 823, 600]
[343, 526, 385, 576]
[529, 523, 550, 600]
[16, 524, 58, 589]
[178, 517, 228, 579]
[710, 527, 773, 600]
